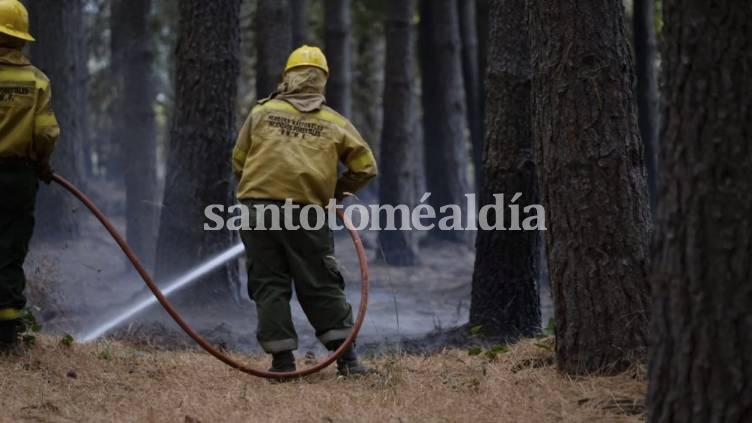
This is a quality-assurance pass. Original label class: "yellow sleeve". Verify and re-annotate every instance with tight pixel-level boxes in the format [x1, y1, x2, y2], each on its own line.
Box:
[232, 109, 254, 180]
[33, 79, 60, 162]
[335, 120, 378, 198]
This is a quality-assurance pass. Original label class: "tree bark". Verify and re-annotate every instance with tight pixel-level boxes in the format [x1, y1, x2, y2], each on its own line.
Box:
[28, 0, 88, 239]
[419, 0, 471, 242]
[290, 0, 309, 47]
[324, 0, 352, 116]
[378, 0, 419, 266]
[352, 2, 385, 202]
[477, 0, 489, 160]
[528, 0, 651, 374]
[155, 0, 240, 302]
[256, 0, 292, 99]
[648, 1, 752, 421]
[111, 0, 159, 270]
[470, 0, 540, 338]
[457, 0, 483, 191]
[633, 0, 659, 212]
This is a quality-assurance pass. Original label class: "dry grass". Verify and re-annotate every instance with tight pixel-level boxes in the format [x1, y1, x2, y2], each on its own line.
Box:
[0, 337, 646, 422]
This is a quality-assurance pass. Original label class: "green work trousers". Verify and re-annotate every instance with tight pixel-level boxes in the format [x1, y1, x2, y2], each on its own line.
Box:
[0, 163, 38, 317]
[239, 200, 353, 353]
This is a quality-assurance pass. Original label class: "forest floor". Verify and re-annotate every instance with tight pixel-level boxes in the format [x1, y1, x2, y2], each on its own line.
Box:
[24, 202, 553, 353]
[0, 336, 645, 422]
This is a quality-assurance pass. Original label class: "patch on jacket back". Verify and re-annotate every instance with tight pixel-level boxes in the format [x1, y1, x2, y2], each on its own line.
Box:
[0, 82, 35, 108]
[266, 114, 325, 139]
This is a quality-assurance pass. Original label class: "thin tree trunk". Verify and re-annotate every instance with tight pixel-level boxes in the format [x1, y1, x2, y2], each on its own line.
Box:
[470, 0, 540, 338]
[256, 0, 292, 99]
[324, 0, 352, 116]
[111, 0, 158, 270]
[378, 0, 419, 266]
[155, 0, 240, 302]
[28, 0, 87, 239]
[457, 0, 483, 191]
[648, 1, 752, 421]
[419, 0, 471, 243]
[528, 0, 652, 374]
[290, 0, 309, 47]
[352, 5, 385, 202]
[634, 0, 659, 212]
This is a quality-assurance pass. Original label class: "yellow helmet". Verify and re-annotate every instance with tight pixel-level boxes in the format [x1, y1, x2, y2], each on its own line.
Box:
[0, 0, 34, 42]
[284, 45, 329, 77]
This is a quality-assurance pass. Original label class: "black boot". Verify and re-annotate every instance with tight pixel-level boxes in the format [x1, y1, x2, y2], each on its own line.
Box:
[0, 319, 22, 357]
[325, 340, 375, 377]
[268, 350, 296, 373]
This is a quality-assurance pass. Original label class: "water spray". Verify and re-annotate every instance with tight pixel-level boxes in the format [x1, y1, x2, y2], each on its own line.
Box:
[80, 243, 245, 342]
[52, 174, 369, 379]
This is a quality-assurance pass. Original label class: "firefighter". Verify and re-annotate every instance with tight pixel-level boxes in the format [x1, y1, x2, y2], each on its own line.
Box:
[0, 0, 60, 356]
[233, 45, 377, 376]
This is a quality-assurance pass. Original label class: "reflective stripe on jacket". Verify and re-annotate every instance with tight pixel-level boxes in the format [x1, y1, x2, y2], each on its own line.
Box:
[233, 98, 377, 206]
[0, 47, 60, 162]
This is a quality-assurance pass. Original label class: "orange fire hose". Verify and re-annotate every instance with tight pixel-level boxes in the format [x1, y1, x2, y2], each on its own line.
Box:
[52, 173, 369, 379]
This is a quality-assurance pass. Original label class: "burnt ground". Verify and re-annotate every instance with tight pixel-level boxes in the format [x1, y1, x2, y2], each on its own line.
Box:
[24, 197, 553, 355]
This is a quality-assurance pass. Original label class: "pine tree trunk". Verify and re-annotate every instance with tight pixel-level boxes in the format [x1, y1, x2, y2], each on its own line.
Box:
[290, 0, 309, 47]
[111, 0, 159, 270]
[352, 5, 384, 201]
[419, 0, 471, 243]
[648, 1, 752, 421]
[324, 0, 352, 116]
[256, 0, 292, 98]
[633, 0, 659, 211]
[470, 0, 540, 338]
[378, 0, 419, 266]
[477, 0, 489, 156]
[457, 0, 483, 191]
[528, 0, 652, 374]
[28, 0, 87, 240]
[155, 0, 240, 303]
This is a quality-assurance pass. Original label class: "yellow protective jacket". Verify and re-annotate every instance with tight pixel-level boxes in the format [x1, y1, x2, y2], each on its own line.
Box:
[0, 47, 59, 162]
[233, 96, 378, 207]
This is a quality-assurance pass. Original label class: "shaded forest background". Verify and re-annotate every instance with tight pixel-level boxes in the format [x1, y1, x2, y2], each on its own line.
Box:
[14, 0, 667, 369]
[21, 0, 661, 275]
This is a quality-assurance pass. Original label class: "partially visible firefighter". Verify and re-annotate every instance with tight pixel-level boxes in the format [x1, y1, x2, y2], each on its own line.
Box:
[232, 45, 377, 376]
[0, 0, 60, 356]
